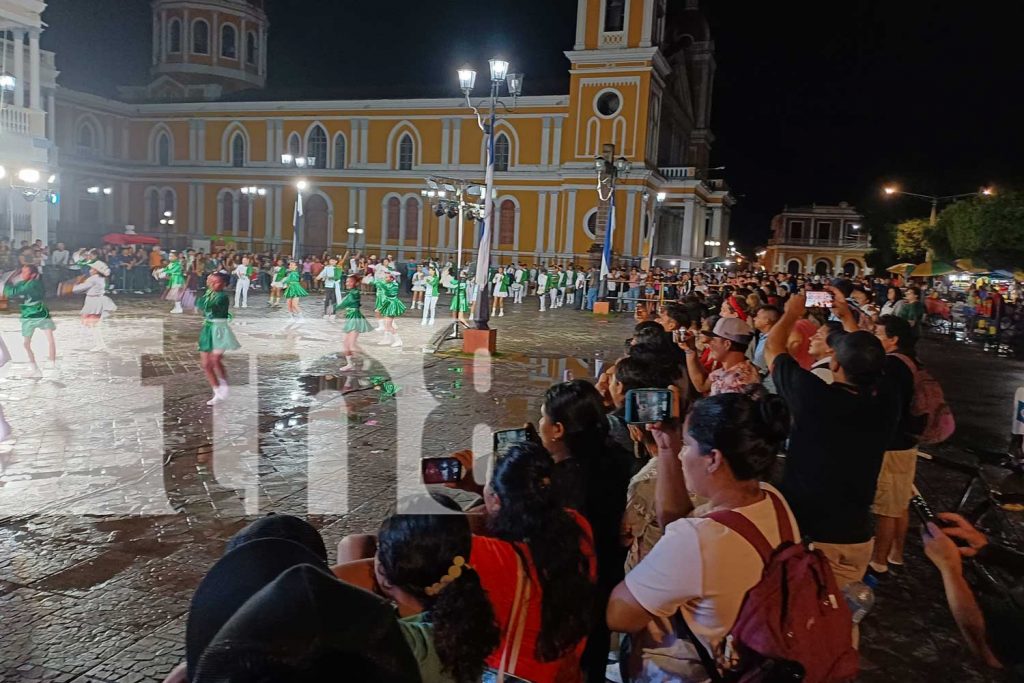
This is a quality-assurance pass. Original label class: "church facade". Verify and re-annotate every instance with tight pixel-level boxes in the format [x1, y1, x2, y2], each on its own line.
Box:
[20, 0, 732, 267]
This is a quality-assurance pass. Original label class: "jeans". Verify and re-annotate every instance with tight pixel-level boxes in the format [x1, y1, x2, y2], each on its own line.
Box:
[586, 287, 599, 311]
[627, 286, 641, 311]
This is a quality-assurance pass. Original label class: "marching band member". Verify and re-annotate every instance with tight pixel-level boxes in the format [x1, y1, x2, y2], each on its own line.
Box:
[233, 256, 255, 308]
[72, 260, 117, 351]
[3, 265, 57, 378]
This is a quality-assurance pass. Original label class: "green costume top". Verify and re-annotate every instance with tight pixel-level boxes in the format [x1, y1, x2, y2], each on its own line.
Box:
[335, 288, 374, 333]
[196, 289, 241, 352]
[273, 267, 289, 283]
[558, 271, 567, 287]
[374, 279, 407, 318]
[450, 280, 469, 313]
[4, 278, 51, 319]
[495, 273, 511, 294]
[282, 270, 309, 298]
[164, 260, 186, 287]
[425, 274, 440, 297]
[322, 265, 341, 283]
[244, 265, 255, 278]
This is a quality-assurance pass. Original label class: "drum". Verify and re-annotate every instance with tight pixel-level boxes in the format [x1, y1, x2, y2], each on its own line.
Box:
[152, 267, 167, 281]
[57, 276, 84, 297]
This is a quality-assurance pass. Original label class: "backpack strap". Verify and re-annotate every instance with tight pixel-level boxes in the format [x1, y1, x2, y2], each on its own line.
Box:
[705, 489, 795, 564]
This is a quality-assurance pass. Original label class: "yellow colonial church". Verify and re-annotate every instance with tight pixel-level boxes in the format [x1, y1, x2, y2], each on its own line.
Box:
[11, 0, 732, 268]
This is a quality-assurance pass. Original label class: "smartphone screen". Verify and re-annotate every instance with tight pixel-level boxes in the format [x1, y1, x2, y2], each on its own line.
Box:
[421, 457, 463, 485]
[625, 388, 673, 424]
[493, 428, 528, 452]
[806, 291, 834, 308]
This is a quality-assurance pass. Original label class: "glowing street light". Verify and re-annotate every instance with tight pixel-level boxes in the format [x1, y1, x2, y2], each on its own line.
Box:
[883, 184, 996, 225]
[17, 168, 40, 184]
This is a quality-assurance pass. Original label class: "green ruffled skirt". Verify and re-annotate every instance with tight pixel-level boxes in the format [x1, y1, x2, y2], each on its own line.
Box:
[343, 309, 374, 333]
[21, 316, 56, 337]
[450, 292, 469, 313]
[284, 283, 309, 298]
[378, 298, 407, 318]
[198, 320, 241, 352]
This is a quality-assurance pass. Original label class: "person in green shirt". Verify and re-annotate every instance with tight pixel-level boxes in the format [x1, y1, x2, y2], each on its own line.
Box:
[899, 286, 926, 338]
[282, 261, 309, 321]
[161, 251, 187, 314]
[333, 503, 501, 683]
[335, 274, 374, 371]
[450, 271, 469, 324]
[421, 266, 441, 326]
[269, 259, 288, 307]
[3, 265, 56, 378]
[490, 268, 511, 318]
[197, 273, 241, 406]
[374, 272, 407, 347]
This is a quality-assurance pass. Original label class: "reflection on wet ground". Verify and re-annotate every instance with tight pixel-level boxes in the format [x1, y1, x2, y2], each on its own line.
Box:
[0, 296, 1014, 681]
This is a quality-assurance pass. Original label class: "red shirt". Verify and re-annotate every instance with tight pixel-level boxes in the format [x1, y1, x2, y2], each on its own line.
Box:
[472, 511, 596, 683]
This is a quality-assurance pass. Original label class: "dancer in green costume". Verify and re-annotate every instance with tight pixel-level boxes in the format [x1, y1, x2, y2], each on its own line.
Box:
[197, 272, 240, 406]
[374, 272, 407, 347]
[335, 274, 374, 371]
[3, 265, 56, 377]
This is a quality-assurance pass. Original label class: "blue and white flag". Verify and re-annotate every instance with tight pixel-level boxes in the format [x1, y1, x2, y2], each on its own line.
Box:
[474, 111, 496, 300]
[292, 191, 304, 228]
[601, 193, 616, 280]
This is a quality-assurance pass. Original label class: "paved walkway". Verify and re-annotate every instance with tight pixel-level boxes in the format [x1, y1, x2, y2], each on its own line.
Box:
[0, 290, 1011, 681]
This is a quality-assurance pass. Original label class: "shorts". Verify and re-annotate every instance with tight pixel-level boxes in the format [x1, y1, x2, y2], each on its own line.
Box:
[872, 447, 919, 517]
[22, 317, 56, 337]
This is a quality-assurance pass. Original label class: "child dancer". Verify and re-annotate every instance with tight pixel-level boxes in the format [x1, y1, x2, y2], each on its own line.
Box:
[549, 266, 561, 310]
[450, 271, 470, 324]
[0, 335, 11, 443]
[335, 274, 373, 371]
[317, 256, 343, 319]
[491, 267, 510, 317]
[421, 265, 441, 326]
[269, 259, 287, 306]
[565, 265, 576, 306]
[511, 264, 526, 304]
[3, 265, 56, 378]
[162, 251, 186, 314]
[557, 265, 568, 308]
[410, 265, 426, 310]
[537, 267, 549, 311]
[233, 256, 254, 308]
[72, 260, 117, 351]
[282, 260, 309, 322]
[374, 271, 407, 347]
[197, 272, 241, 406]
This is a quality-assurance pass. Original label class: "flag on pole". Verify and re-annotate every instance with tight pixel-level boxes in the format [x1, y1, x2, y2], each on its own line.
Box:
[474, 110, 496, 295]
[601, 192, 616, 280]
[292, 192, 304, 228]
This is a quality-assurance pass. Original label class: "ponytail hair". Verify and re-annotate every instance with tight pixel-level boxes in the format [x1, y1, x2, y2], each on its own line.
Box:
[377, 509, 499, 683]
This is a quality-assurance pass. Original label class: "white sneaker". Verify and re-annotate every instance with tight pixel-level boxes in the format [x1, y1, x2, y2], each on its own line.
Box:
[499, 311, 504, 317]
[378, 333, 393, 346]
[216, 382, 230, 400]
[390, 336, 404, 348]
[27, 364, 42, 378]
[421, 319, 428, 326]
[171, 303, 183, 313]
[323, 314, 330, 320]
[340, 360, 355, 372]
[242, 304, 248, 308]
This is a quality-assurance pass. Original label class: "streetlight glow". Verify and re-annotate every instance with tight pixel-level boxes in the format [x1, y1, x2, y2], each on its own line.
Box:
[982, 186, 995, 196]
[0, 166, 5, 180]
[883, 186, 898, 195]
[506, 72, 524, 97]
[457, 67, 477, 93]
[0, 73, 14, 91]
[18, 168, 40, 184]
[656, 192, 667, 202]
[102, 187, 113, 195]
[488, 58, 509, 82]
[281, 153, 293, 165]
[87, 186, 100, 194]
[296, 179, 308, 191]
[47, 174, 56, 184]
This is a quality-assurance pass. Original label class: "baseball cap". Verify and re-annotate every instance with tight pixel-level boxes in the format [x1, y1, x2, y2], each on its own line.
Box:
[703, 317, 754, 345]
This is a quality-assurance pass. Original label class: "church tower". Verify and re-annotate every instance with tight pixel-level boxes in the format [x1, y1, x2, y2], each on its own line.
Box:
[120, 0, 268, 101]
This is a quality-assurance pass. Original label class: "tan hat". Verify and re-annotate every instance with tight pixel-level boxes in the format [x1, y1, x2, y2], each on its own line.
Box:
[91, 260, 111, 277]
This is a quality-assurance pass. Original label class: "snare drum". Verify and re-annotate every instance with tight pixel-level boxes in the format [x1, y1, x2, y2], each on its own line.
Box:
[57, 277, 82, 297]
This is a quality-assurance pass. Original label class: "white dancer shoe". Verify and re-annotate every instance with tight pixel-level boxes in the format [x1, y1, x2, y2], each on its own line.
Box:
[340, 358, 356, 372]
[216, 382, 230, 400]
[378, 333, 393, 346]
[390, 335, 404, 348]
[27, 363, 42, 378]
[171, 303, 183, 314]
[499, 311, 504, 317]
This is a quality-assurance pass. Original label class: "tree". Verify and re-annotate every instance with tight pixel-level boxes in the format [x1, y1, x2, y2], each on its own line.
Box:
[938, 191, 1024, 269]
[894, 218, 930, 259]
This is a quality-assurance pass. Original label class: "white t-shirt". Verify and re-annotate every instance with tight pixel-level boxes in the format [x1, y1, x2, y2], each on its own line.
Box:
[624, 483, 799, 654]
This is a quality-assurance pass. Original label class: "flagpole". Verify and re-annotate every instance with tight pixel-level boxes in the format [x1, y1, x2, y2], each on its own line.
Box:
[472, 109, 496, 329]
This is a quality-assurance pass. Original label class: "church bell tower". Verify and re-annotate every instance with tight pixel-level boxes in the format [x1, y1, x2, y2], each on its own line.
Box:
[121, 0, 269, 101]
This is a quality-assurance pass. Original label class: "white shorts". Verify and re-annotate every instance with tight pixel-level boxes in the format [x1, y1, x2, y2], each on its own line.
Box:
[412, 285, 425, 292]
[493, 291, 508, 298]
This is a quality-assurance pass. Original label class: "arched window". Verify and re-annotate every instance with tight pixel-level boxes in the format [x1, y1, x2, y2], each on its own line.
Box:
[397, 134, 413, 170]
[169, 19, 182, 53]
[231, 132, 246, 168]
[192, 19, 209, 54]
[220, 192, 235, 233]
[498, 199, 516, 244]
[288, 133, 301, 157]
[493, 133, 510, 171]
[405, 197, 419, 244]
[386, 197, 401, 240]
[246, 32, 257, 64]
[584, 209, 598, 240]
[77, 122, 96, 151]
[307, 125, 327, 169]
[333, 134, 346, 169]
[163, 189, 175, 218]
[221, 24, 237, 59]
[238, 195, 250, 234]
[147, 188, 160, 229]
[604, 0, 625, 32]
[157, 132, 171, 166]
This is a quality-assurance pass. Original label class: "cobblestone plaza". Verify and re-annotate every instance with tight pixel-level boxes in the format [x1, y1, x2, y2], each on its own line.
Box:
[0, 292, 1013, 681]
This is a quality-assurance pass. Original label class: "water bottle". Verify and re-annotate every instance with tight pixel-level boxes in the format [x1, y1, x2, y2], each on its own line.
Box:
[843, 575, 877, 624]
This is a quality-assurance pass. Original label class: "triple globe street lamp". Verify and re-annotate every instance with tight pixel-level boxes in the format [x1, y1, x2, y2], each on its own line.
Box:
[593, 148, 631, 300]
[457, 58, 522, 331]
[0, 166, 59, 241]
[240, 185, 267, 250]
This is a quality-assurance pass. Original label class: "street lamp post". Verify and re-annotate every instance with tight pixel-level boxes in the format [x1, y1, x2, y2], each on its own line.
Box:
[458, 58, 523, 331]
[883, 185, 995, 226]
[0, 165, 59, 243]
[346, 223, 364, 253]
[282, 154, 315, 258]
[240, 185, 267, 251]
[642, 190, 666, 269]
[594, 146, 631, 301]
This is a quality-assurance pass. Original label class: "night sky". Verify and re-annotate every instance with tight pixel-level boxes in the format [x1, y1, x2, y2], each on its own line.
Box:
[40, 0, 1024, 251]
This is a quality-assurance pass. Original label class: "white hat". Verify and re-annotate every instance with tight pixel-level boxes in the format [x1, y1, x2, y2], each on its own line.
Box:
[91, 260, 111, 277]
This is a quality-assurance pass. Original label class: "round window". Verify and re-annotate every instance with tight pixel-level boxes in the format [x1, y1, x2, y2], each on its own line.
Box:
[595, 91, 622, 117]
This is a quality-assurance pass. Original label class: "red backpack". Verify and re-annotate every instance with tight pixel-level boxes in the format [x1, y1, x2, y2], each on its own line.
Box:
[683, 491, 859, 682]
[891, 353, 955, 445]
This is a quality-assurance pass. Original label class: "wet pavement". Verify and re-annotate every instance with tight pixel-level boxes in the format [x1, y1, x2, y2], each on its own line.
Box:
[0, 291, 1018, 682]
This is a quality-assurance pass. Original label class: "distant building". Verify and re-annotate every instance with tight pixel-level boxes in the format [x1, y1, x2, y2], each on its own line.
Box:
[762, 202, 869, 275]
[1, 0, 735, 266]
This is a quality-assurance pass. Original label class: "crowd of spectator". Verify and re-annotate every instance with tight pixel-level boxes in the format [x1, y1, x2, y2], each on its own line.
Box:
[136, 266, 1024, 682]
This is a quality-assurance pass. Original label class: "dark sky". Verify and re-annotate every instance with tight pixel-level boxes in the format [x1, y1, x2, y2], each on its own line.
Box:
[41, 0, 1024, 250]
